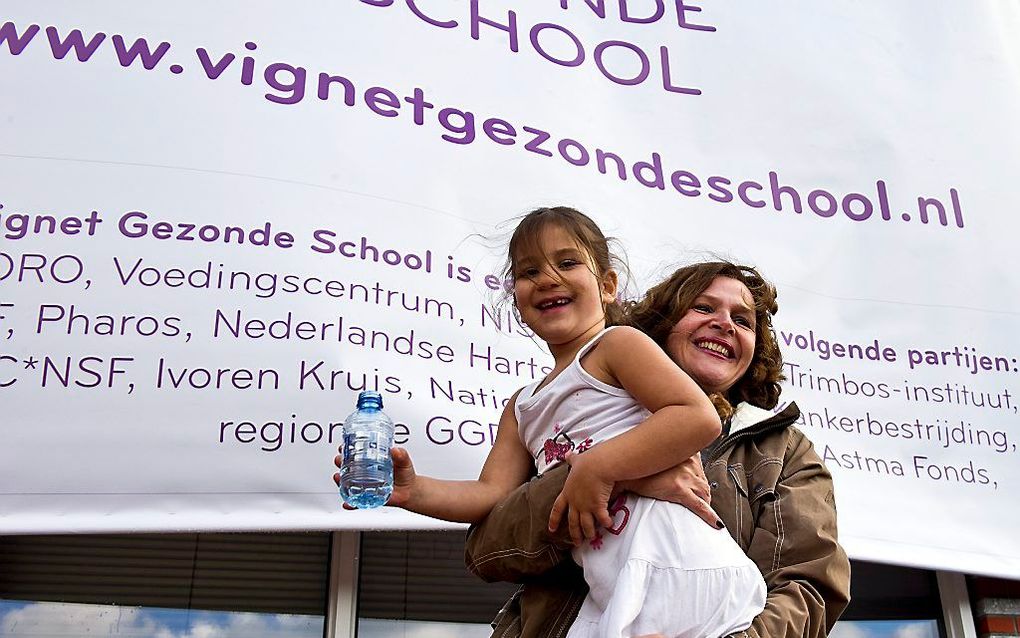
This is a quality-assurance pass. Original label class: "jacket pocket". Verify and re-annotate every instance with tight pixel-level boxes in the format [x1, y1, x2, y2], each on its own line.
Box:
[734, 458, 786, 572]
[747, 459, 782, 505]
[728, 459, 782, 546]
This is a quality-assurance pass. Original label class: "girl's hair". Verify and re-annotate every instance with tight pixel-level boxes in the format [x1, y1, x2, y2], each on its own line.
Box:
[626, 261, 785, 412]
[502, 206, 626, 327]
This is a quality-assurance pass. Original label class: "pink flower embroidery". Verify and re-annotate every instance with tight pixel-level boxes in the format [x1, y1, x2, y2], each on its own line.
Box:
[543, 439, 573, 464]
[577, 438, 594, 453]
[605, 495, 631, 535]
[589, 532, 604, 550]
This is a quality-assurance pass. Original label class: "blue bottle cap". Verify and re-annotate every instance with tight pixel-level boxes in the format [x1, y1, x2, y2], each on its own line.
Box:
[356, 391, 383, 409]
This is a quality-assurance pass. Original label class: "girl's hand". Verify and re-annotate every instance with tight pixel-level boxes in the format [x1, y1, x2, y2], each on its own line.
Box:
[548, 452, 615, 545]
[333, 447, 418, 510]
[385, 447, 417, 508]
[619, 455, 724, 529]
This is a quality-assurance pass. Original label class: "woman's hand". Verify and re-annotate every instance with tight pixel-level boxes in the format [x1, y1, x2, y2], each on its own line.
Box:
[619, 454, 724, 529]
[547, 451, 615, 545]
[333, 446, 417, 510]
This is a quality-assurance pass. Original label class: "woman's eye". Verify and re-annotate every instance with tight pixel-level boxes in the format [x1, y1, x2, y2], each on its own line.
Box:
[735, 316, 753, 328]
[693, 304, 712, 314]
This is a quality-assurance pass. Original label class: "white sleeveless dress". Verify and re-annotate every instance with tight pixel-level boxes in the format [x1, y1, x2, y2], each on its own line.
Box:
[516, 327, 765, 638]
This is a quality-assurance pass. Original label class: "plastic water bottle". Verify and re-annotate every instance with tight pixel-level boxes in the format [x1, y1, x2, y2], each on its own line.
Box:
[339, 391, 394, 509]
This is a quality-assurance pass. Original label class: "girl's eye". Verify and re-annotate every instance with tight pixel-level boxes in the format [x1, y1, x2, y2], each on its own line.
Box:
[558, 259, 580, 269]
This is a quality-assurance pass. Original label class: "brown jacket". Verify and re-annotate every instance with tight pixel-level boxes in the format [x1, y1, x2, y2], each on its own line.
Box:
[464, 402, 851, 638]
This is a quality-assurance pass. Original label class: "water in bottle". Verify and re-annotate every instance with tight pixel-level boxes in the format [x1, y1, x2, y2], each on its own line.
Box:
[339, 391, 394, 509]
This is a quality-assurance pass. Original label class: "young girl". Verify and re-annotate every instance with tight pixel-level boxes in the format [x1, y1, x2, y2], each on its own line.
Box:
[347, 207, 765, 637]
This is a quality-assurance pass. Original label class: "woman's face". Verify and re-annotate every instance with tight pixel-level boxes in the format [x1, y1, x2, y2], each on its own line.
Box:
[665, 276, 757, 396]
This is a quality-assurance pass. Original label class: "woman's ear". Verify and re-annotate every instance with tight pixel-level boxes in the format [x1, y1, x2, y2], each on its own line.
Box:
[601, 269, 619, 303]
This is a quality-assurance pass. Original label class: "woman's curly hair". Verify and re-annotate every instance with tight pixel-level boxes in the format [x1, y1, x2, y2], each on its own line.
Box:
[625, 261, 785, 413]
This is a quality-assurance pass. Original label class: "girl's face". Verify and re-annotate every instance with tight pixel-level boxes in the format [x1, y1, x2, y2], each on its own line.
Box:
[665, 276, 756, 396]
[512, 224, 617, 352]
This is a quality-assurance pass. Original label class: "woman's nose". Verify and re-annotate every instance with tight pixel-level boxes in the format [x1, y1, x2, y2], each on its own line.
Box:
[711, 315, 736, 334]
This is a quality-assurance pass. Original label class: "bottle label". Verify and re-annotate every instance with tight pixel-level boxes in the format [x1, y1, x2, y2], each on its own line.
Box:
[343, 432, 390, 461]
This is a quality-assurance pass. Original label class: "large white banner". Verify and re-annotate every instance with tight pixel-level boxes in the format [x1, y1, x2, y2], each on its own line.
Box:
[2, 1, 1018, 578]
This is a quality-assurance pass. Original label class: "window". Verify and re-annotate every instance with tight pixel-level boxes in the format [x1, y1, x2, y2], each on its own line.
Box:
[0, 533, 330, 638]
[357, 531, 517, 637]
[0, 534, 954, 638]
[831, 560, 943, 638]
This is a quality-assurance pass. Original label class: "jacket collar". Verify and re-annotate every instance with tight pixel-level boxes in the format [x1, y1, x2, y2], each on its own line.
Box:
[730, 402, 777, 435]
[708, 401, 801, 461]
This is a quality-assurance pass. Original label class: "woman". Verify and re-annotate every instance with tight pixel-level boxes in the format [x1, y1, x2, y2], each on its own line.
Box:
[464, 261, 851, 638]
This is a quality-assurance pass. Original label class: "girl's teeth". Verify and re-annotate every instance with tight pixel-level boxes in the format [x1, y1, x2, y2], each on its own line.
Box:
[541, 299, 569, 309]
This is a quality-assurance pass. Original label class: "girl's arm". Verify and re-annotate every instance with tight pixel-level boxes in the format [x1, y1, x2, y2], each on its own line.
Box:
[615, 454, 722, 528]
[365, 391, 534, 525]
[549, 326, 721, 542]
[465, 457, 718, 582]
